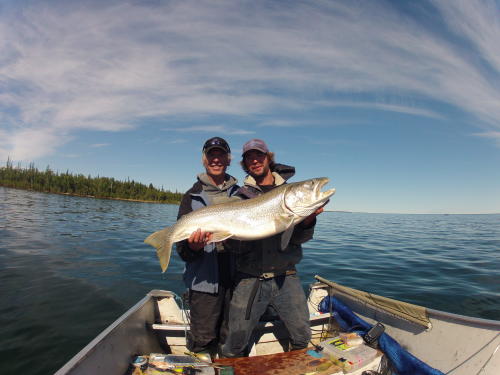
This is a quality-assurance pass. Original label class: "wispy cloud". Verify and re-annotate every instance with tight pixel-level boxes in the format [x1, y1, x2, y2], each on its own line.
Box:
[62, 154, 81, 159]
[167, 139, 188, 144]
[1, 0, 499, 161]
[0, 127, 70, 160]
[431, 0, 500, 73]
[473, 131, 500, 147]
[316, 100, 445, 120]
[165, 125, 254, 135]
[90, 143, 110, 148]
[258, 120, 307, 128]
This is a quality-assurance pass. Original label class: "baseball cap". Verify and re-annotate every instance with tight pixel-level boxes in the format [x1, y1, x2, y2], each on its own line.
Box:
[202, 137, 230, 154]
[242, 139, 269, 155]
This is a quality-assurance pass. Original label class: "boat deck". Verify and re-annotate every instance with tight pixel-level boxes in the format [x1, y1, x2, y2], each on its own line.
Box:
[215, 348, 344, 375]
[122, 348, 382, 375]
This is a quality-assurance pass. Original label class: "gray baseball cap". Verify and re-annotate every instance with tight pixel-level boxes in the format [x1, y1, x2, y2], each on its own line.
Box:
[242, 139, 269, 155]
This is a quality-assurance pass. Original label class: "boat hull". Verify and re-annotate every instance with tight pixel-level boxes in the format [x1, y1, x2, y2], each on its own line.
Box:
[55, 281, 500, 375]
[54, 291, 167, 375]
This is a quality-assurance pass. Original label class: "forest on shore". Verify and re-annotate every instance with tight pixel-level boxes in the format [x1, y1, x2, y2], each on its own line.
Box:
[0, 158, 182, 204]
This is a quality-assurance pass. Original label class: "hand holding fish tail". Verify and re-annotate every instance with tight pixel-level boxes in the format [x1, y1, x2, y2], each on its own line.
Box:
[187, 228, 213, 251]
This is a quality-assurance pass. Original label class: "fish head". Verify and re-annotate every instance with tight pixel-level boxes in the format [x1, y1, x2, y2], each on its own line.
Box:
[283, 177, 335, 217]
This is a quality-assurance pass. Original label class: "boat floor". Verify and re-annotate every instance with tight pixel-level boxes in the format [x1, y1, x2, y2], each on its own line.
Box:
[121, 349, 382, 375]
[215, 348, 361, 375]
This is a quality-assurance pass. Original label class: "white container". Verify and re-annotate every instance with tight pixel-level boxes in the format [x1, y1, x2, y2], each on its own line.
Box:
[319, 336, 378, 373]
[340, 332, 364, 346]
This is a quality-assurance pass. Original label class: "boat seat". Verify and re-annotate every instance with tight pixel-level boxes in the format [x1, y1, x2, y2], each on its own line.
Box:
[151, 322, 190, 331]
[156, 295, 187, 325]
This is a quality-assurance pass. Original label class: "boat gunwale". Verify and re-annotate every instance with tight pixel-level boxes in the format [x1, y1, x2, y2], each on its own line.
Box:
[426, 307, 500, 329]
[334, 287, 500, 329]
[312, 277, 500, 330]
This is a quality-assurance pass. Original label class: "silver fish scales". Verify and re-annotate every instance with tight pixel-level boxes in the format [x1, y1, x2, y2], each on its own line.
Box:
[145, 177, 335, 272]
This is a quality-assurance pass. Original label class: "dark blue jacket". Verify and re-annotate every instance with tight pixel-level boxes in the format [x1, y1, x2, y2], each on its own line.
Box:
[176, 174, 239, 293]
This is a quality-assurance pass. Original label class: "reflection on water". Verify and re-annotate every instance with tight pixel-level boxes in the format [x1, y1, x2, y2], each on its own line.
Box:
[1, 187, 499, 374]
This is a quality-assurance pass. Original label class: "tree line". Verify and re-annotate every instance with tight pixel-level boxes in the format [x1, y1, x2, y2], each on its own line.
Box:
[0, 158, 182, 204]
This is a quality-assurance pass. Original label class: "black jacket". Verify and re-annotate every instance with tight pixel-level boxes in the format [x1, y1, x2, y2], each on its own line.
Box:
[232, 164, 316, 276]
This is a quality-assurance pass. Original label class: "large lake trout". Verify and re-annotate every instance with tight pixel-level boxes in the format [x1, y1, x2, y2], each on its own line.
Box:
[145, 177, 335, 272]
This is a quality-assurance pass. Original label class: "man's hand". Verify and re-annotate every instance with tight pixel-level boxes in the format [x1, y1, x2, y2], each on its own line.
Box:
[302, 207, 324, 227]
[187, 228, 213, 251]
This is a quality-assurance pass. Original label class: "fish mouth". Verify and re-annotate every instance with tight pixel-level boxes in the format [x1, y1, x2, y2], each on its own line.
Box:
[314, 177, 336, 203]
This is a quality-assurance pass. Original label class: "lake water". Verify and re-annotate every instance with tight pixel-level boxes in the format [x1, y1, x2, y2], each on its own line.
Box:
[1, 186, 499, 375]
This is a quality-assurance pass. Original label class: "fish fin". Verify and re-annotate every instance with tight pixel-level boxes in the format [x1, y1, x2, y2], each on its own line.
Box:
[144, 227, 175, 273]
[280, 225, 295, 250]
[278, 214, 296, 250]
[209, 231, 233, 243]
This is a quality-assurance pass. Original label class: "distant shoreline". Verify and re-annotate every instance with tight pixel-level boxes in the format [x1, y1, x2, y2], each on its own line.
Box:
[0, 163, 182, 205]
[0, 185, 181, 205]
[323, 209, 499, 215]
[3, 185, 498, 215]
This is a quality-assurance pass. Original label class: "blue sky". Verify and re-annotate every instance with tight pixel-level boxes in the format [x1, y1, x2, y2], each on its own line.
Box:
[1, 0, 499, 214]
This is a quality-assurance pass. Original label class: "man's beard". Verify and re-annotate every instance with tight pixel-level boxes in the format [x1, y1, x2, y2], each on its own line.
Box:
[250, 165, 269, 178]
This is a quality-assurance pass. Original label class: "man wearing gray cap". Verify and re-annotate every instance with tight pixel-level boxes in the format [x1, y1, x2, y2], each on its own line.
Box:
[176, 137, 239, 356]
[221, 138, 324, 357]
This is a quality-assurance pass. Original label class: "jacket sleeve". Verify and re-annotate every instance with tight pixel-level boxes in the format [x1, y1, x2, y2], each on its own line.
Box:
[289, 217, 316, 245]
[175, 192, 203, 262]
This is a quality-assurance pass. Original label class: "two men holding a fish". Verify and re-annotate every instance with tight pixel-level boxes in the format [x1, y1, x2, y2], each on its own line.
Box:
[145, 138, 334, 357]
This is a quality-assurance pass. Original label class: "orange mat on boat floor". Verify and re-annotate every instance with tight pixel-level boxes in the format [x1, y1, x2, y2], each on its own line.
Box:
[215, 348, 343, 375]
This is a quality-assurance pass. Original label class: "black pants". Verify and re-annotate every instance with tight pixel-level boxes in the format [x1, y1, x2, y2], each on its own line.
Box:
[187, 285, 232, 353]
[221, 274, 310, 357]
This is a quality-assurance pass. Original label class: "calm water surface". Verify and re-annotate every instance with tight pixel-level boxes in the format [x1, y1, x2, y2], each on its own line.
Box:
[1, 187, 499, 374]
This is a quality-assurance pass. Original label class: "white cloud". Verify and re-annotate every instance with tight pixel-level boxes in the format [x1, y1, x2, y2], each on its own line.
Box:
[165, 125, 254, 135]
[431, 0, 500, 73]
[167, 139, 188, 144]
[258, 120, 305, 128]
[62, 154, 81, 159]
[1, 0, 500, 161]
[1, 128, 70, 161]
[90, 143, 110, 148]
[316, 100, 445, 120]
[473, 131, 500, 147]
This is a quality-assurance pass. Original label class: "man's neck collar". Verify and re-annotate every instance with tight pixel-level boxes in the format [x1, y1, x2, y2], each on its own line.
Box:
[209, 174, 225, 186]
[245, 172, 285, 188]
[199, 173, 226, 187]
[254, 172, 274, 186]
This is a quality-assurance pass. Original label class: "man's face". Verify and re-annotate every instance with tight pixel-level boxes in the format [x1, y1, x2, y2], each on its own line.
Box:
[205, 148, 229, 177]
[244, 150, 270, 178]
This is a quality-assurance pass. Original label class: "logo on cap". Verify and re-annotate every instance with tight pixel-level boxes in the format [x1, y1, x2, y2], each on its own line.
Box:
[203, 137, 230, 154]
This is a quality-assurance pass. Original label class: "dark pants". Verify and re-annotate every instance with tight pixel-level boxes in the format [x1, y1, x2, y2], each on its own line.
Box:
[187, 285, 231, 353]
[221, 274, 311, 357]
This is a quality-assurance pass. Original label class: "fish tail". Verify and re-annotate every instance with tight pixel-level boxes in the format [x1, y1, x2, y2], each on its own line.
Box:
[144, 227, 175, 273]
